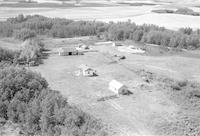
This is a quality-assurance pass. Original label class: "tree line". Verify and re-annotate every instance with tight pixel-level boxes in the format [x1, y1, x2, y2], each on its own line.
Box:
[152, 7, 200, 16]
[0, 14, 200, 49]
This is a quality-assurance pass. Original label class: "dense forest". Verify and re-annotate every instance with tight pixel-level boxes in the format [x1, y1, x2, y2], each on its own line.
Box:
[0, 14, 200, 49]
[0, 53, 109, 136]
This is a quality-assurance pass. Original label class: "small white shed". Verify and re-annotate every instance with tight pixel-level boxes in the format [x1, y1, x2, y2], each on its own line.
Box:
[109, 80, 128, 95]
[79, 65, 97, 77]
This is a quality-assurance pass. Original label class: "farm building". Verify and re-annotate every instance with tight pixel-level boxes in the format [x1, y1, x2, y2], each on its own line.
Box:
[76, 44, 90, 50]
[109, 80, 129, 95]
[118, 45, 145, 54]
[114, 42, 123, 47]
[58, 47, 78, 56]
[79, 65, 97, 77]
[95, 41, 115, 46]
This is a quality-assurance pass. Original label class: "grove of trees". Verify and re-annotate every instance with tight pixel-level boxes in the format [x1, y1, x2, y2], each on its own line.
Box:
[152, 7, 200, 16]
[0, 38, 45, 67]
[0, 66, 109, 136]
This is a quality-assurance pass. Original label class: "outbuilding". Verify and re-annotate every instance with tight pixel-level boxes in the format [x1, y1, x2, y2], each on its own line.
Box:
[109, 80, 129, 95]
[58, 47, 78, 56]
[79, 65, 97, 77]
[95, 41, 115, 46]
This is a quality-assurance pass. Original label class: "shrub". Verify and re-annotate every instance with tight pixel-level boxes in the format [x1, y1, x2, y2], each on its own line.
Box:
[18, 38, 44, 65]
[0, 47, 19, 63]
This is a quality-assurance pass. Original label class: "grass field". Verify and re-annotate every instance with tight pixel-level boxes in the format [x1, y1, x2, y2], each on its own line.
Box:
[1, 37, 200, 135]
[20, 37, 199, 136]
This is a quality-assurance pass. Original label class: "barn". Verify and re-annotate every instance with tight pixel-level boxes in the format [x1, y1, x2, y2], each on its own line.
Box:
[95, 41, 115, 46]
[58, 47, 78, 56]
[109, 80, 128, 95]
[79, 65, 97, 77]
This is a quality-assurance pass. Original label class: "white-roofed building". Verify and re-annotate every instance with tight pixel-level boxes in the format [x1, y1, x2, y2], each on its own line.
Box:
[109, 80, 128, 95]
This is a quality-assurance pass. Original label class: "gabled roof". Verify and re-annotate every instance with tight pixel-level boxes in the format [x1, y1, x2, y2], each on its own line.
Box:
[109, 80, 126, 90]
[79, 64, 94, 71]
[59, 47, 77, 52]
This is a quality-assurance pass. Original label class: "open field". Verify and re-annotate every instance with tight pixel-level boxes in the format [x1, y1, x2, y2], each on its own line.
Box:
[7, 36, 196, 136]
[1, 0, 200, 30]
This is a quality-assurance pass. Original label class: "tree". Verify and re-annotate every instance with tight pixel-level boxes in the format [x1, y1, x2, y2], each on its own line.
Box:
[13, 29, 36, 41]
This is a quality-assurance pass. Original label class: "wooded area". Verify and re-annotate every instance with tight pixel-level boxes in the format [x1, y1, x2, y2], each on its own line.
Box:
[0, 14, 200, 49]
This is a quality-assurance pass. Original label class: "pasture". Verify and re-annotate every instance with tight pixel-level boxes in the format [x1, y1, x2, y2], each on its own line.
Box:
[16, 36, 200, 136]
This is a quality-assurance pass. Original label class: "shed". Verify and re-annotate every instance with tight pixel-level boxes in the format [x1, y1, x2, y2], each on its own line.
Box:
[79, 65, 97, 77]
[109, 80, 128, 95]
[58, 47, 78, 56]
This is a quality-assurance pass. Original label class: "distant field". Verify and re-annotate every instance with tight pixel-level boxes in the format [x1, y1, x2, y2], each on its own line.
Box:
[1, 3, 200, 30]
[100, 13, 200, 30]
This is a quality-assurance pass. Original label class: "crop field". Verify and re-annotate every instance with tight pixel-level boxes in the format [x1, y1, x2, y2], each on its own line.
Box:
[12, 37, 197, 136]
[1, 0, 200, 30]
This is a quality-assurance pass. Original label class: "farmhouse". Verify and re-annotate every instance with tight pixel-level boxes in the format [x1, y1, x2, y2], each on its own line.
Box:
[79, 65, 97, 77]
[58, 47, 78, 56]
[109, 80, 129, 95]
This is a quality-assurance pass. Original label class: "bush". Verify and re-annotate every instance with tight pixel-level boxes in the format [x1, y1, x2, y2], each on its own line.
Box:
[0, 47, 19, 63]
[17, 38, 44, 65]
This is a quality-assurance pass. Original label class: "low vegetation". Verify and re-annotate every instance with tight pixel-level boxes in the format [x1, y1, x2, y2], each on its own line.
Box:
[0, 66, 109, 136]
[152, 8, 200, 16]
[0, 14, 200, 49]
[137, 69, 200, 136]
[0, 47, 19, 64]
